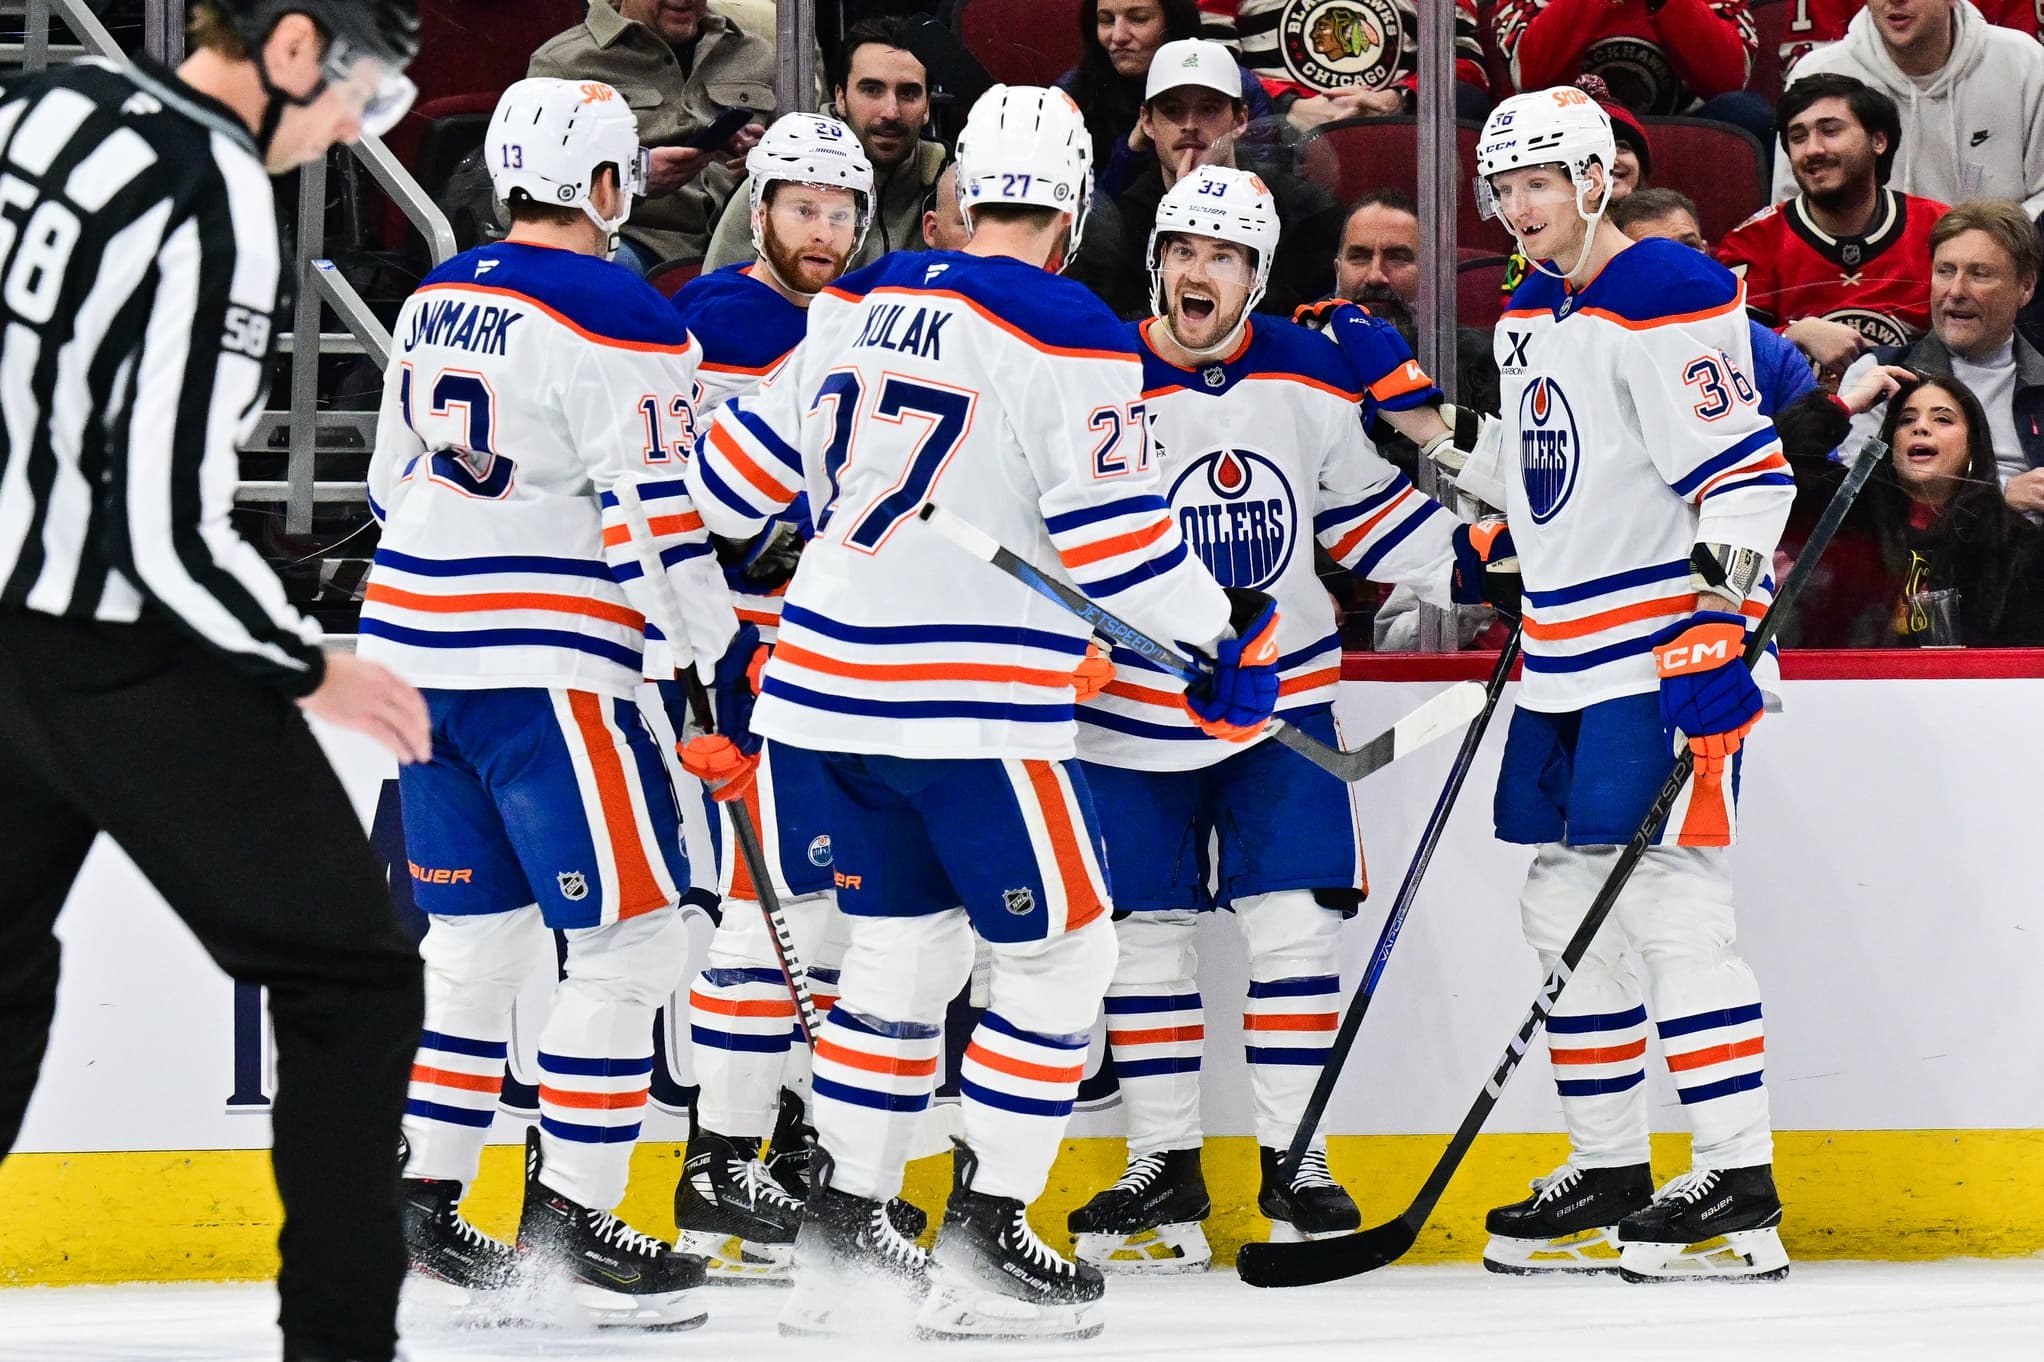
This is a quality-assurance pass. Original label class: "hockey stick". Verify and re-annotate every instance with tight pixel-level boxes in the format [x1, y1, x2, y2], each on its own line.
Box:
[1274, 624, 1522, 1189]
[612, 481, 818, 1045]
[1237, 438, 1888, 1288]
[918, 502, 1486, 782]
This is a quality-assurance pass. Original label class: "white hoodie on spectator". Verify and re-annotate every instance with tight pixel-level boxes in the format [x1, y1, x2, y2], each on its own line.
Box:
[1774, 0, 2044, 218]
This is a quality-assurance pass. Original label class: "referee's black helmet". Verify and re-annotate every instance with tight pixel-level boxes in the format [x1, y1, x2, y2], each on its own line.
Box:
[215, 0, 422, 73]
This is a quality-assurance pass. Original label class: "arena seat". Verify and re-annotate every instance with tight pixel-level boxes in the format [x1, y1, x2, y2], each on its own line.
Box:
[1750, 0, 1790, 105]
[647, 257, 707, 298]
[1299, 117, 1514, 254]
[952, 0, 1083, 89]
[1456, 252, 1512, 329]
[1641, 117, 1771, 243]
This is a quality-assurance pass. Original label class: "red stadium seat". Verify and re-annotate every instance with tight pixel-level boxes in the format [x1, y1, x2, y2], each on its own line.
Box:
[954, 0, 1084, 89]
[1456, 252, 1511, 329]
[647, 257, 707, 298]
[1299, 117, 1515, 254]
[1640, 117, 1770, 244]
[1749, 0, 1790, 105]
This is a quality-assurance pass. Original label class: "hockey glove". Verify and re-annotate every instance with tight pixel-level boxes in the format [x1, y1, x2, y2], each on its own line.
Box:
[1182, 587, 1281, 742]
[1294, 299, 1442, 412]
[707, 622, 766, 755]
[712, 506, 809, 592]
[1450, 520, 1521, 615]
[1650, 611, 1763, 767]
[1070, 639, 1114, 703]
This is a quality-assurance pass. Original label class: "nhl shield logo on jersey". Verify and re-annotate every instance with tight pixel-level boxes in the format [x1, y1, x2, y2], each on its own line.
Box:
[556, 870, 589, 902]
[1519, 377, 1581, 524]
[1168, 448, 1299, 591]
[1281, 0, 1406, 92]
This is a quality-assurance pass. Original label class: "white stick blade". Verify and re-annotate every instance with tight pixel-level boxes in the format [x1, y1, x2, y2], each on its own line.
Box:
[1392, 680, 1487, 756]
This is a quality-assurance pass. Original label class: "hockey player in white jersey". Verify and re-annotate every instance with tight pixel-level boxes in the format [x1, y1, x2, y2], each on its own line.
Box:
[664, 113, 930, 1277]
[687, 85, 1284, 1338]
[1441, 87, 1796, 1280]
[1065, 165, 1518, 1271]
[361, 77, 747, 1326]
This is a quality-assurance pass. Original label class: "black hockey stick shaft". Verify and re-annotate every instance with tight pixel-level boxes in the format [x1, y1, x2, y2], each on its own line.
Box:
[1276, 625, 1522, 1185]
[917, 502, 1465, 783]
[1238, 437, 1887, 1287]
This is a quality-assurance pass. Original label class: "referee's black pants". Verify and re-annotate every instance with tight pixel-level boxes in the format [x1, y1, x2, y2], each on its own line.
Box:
[0, 610, 424, 1362]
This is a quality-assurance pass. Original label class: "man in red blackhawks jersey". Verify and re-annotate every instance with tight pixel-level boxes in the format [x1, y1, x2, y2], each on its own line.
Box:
[1716, 73, 1947, 374]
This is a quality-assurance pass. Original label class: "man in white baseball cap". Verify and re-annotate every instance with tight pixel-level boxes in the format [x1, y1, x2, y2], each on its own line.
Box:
[1143, 38, 1248, 189]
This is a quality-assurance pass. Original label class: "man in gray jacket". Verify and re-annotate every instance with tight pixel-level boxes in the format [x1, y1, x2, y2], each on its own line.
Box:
[703, 16, 945, 271]
[1774, 0, 2044, 219]
[531, 0, 776, 267]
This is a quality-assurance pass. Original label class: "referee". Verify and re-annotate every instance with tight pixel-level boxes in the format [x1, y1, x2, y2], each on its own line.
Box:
[0, 5, 429, 1361]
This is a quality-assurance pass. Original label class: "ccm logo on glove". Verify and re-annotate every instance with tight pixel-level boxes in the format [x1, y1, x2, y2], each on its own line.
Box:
[1654, 620, 1744, 675]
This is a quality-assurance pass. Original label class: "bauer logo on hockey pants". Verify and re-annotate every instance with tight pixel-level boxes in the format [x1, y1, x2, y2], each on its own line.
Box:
[1519, 377, 1580, 523]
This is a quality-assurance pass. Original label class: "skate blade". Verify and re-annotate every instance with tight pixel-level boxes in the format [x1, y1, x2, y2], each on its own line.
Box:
[1481, 1228, 1625, 1275]
[1618, 1226, 1791, 1282]
[1265, 1219, 1362, 1245]
[1074, 1223, 1212, 1275]
[914, 1282, 1104, 1341]
[778, 1273, 923, 1338]
[567, 1282, 709, 1330]
[398, 1271, 522, 1325]
[678, 1229, 795, 1284]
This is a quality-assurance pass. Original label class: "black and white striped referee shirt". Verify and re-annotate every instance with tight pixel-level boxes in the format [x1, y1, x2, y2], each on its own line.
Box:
[0, 57, 324, 693]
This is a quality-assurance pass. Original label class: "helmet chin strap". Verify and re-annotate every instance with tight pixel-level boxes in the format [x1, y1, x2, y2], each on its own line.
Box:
[251, 44, 324, 157]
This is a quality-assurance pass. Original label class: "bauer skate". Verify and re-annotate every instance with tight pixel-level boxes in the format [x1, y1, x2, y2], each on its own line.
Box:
[779, 1148, 930, 1337]
[517, 1130, 708, 1329]
[1069, 1146, 1212, 1273]
[917, 1141, 1105, 1341]
[674, 1124, 803, 1282]
[1483, 1162, 1653, 1274]
[766, 1086, 929, 1240]
[1258, 1145, 1361, 1242]
[1617, 1165, 1790, 1281]
[398, 1176, 519, 1306]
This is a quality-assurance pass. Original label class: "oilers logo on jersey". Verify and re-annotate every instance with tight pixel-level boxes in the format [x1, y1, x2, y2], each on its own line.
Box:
[1168, 447, 1299, 591]
[1518, 376, 1580, 523]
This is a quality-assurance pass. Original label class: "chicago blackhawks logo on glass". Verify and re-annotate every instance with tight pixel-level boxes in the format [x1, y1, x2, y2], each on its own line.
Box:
[1281, 0, 1407, 92]
[1168, 447, 1299, 590]
[1519, 376, 1581, 524]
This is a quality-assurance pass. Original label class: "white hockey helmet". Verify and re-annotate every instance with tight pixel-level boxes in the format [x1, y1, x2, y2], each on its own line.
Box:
[1474, 87, 1617, 276]
[745, 112, 876, 260]
[486, 77, 649, 257]
[1146, 164, 1280, 318]
[953, 84, 1094, 266]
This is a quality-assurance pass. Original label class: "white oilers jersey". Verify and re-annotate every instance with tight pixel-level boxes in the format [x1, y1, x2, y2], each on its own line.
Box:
[688, 249, 1232, 761]
[1079, 316, 1457, 772]
[1466, 238, 1794, 712]
[361, 241, 734, 699]
[670, 262, 812, 644]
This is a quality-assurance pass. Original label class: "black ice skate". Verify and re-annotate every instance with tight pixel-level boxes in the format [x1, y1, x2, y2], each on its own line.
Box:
[1617, 1165, 1790, 1281]
[1258, 1145, 1362, 1242]
[778, 1147, 930, 1337]
[916, 1140, 1105, 1341]
[517, 1129, 708, 1329]
[1068, 1146, 1212, 1273]
[766, 1086, 928, 1239]
[399, 1176, 519, 1304]
[1482, 1162, 1654, 1274]
[674, 1124, 804, 1282]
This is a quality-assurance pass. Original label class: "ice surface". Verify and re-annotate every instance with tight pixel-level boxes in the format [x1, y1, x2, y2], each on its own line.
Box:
[2, 1261, 2041, 1362]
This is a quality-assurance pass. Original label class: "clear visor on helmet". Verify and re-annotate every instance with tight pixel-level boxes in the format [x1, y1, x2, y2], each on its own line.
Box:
[1156, 233, 1255, 287]
[622, 146, 652, 200]
[321, 47, 417, 139]
[1474, 166, 1580, 223]
[768, 189, 864, 235]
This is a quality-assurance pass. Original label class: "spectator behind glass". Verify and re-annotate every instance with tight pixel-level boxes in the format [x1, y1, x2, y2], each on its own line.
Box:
[1492, 0, 1775, 153]
[1778, 0, 2041, 84]
[1061, 0, 1276, 199]
[1771, 1, 2044, 218]
[1069, 39, 1344, 320]
[1610, 187, 1820, 419]
[529, 0, 773, 271]
[1809, 200, 2044, 512]
[1785, 375, 2044, 645]
[922, 160, 969, 251]
[703, 16, 944, 269]
[1198, 1, 1494, 123]
[1721, 74, 1947, 379]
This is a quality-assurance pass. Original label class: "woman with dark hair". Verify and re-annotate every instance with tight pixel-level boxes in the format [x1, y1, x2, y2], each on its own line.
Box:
[1059, 0, 1283, 196]
[1783, 375, 2044, 646]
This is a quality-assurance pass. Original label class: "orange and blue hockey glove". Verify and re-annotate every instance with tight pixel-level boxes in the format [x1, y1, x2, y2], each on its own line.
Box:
[1649, 611, 1763, 770]
[1069, 640, 1114, 703]
[1450, 520, 1519, 614]
[1182, 587, 1281, 742]
[1293, 299, 1442, 412]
